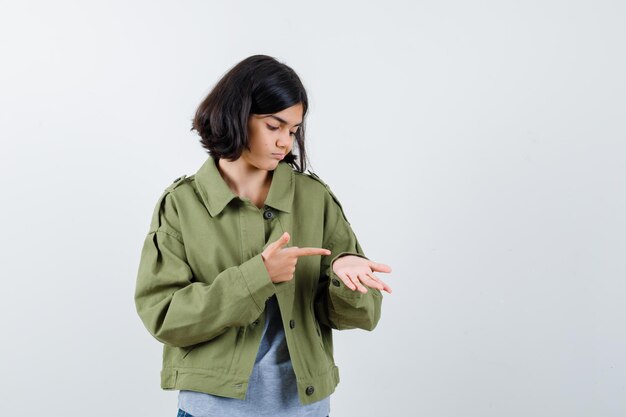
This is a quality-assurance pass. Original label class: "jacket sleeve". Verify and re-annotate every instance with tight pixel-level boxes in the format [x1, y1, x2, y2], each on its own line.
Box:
[134, 189, 275, 348]
[313, 188, 383, 331]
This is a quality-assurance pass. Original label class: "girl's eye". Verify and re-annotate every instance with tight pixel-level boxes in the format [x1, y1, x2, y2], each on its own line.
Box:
[266, 124, 297, 137]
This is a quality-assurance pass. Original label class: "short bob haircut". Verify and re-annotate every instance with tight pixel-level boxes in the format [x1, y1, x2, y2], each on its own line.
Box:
[191, 55, 309, 173]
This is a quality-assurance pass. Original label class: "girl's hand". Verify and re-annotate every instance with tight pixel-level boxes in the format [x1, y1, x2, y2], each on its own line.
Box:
[332, 255, 393, 294]
[262, 232, 331, 284]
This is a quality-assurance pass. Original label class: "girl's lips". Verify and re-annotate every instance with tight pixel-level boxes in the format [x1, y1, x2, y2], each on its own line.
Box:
[272, 153, 285, 160]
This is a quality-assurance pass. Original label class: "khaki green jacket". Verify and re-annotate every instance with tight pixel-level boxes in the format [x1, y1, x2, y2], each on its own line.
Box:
[134, 156, 383, 405]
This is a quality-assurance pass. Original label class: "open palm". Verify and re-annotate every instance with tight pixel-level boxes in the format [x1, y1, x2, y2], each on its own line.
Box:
[332, 255, 392, 294]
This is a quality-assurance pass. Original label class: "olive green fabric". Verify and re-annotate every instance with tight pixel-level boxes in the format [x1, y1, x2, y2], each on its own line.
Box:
[134, 156, 383, 405]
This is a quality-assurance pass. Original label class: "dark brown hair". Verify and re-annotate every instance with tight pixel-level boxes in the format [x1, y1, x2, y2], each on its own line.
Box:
[191, 55, 309, 172]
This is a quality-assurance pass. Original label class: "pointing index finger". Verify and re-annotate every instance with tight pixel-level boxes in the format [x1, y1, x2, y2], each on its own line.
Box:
[291, 247, 332, 257]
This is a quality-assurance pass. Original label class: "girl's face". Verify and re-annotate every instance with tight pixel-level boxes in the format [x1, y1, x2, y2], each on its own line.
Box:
[243, 102, 303, 171]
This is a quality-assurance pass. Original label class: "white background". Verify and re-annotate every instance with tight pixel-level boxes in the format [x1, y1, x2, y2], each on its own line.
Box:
[1, 1, 625, 416]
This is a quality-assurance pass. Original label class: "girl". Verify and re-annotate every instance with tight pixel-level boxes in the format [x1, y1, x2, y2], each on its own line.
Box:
[134, 54, 393, 417]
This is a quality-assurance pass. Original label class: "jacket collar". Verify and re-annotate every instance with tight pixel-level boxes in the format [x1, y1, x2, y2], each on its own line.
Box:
[194, 156, 295, 217]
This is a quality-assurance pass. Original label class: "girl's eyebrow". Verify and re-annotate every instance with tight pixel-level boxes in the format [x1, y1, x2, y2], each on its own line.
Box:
[264, 115, 302, 127]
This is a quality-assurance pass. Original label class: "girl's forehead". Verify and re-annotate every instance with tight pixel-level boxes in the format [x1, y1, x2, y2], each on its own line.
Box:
[253, 111, 303, 127]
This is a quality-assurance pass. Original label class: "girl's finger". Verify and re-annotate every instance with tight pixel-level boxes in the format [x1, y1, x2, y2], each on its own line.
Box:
[346, 272, 360, 292]
[368, 261, 392, 273]
[337, 271, 356, 291]
[348, 273, 367, 293]
[264, 232, 290, 258]
[368, 272, 392, 294]
[365, 272, 385, 291]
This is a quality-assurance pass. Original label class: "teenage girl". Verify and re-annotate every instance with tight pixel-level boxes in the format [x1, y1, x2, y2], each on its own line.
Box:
[134, 54, 393, 417]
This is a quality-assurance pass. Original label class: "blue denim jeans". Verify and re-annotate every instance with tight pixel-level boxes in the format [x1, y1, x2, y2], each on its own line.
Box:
[178, 410, 328, 417]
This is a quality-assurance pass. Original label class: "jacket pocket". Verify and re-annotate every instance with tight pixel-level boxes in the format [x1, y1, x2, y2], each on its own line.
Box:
[228, 326, 247, 371]
[171, 330, 239, 374]
[314, 319, 325, 349]
[181, 344, 199, 360]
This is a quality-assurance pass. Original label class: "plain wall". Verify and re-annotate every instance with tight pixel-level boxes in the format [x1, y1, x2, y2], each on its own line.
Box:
[1, 0, 624, 416]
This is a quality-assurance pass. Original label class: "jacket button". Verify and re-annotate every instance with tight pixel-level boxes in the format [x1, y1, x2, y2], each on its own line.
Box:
[305, 385, 315, 395]
[331, 278, 341, 287]
[252, 319, 259, 327]
[289, 319, 295, 329]
[263, 209, 274, 220]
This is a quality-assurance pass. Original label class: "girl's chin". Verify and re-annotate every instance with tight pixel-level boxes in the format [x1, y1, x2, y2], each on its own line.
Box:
[265, 157, 281, 168]
[256, 161, 278, 172]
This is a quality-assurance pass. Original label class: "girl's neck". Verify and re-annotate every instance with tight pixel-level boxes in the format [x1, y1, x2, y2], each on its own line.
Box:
[216, 157, 272, 209]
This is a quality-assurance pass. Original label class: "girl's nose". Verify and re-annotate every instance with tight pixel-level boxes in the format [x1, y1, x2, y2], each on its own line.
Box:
[277, 131, 291, 148]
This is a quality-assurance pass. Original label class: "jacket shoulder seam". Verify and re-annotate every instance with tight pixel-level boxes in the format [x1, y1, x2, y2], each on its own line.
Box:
[166, 174, 193, 193]
[305, 171, 352, 226]
[149, 227, 183, 244]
